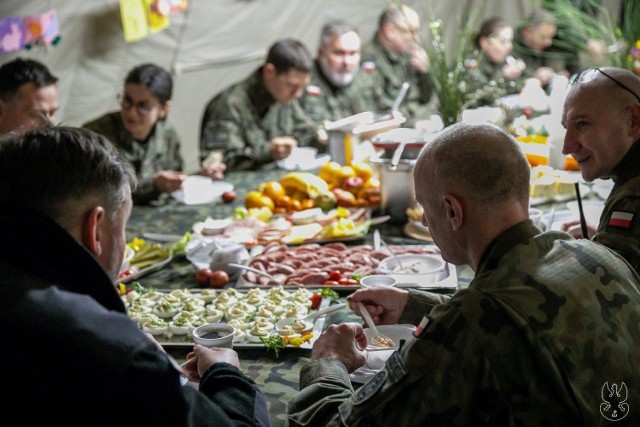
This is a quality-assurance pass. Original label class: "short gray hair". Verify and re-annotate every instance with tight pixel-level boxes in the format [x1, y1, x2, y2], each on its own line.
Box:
[319, 20, 359, 48]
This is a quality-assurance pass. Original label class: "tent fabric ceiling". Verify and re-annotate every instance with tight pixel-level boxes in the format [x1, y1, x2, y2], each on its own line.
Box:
[1, 0, 553, 170]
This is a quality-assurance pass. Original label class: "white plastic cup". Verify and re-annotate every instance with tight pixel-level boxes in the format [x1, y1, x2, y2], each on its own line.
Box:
[360, 274, 397, 288]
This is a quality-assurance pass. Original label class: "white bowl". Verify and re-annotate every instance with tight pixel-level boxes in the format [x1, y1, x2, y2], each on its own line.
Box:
[360, 274, 397, 288]
[377, 254, 445, 285]
[192, 323, 235, 348]
[364, 324, 416, 370]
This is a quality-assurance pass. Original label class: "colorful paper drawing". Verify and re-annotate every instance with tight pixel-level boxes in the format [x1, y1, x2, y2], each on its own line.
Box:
[0, 17, 25, 53]
[120, 0, 149, 42]
[168, 0, 188, 13]
[147, 0, 170, 33]
[23, 10, 60, 46]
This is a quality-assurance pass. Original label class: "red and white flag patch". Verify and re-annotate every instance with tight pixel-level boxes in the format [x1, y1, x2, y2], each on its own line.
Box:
[608, 211, 634, 228]
[305, 85, 321, 96]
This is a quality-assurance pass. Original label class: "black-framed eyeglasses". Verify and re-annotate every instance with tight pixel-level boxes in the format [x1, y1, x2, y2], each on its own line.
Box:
[569, 67, 640, 104]
[117, 93, 160, 116]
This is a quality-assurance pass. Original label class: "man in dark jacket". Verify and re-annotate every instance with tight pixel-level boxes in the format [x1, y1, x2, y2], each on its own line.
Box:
[0, 127, 270, 426]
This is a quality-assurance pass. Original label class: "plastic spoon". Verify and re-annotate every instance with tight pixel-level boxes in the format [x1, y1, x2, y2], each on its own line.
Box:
[378, 236, 402, 270]
[357, 302, 396, 350]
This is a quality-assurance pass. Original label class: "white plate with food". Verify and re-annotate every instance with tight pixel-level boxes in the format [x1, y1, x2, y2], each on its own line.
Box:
[350, 324, 416, 384]
[121, 284, 333, 351]
[172, 176, 234, 205]
[530, 184, 590, 206]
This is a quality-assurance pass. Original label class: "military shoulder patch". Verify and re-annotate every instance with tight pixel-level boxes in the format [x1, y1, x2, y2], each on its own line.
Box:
[353, 370, 387, 405]
[608, 211, 634, 229]
[305, 85, 321, 96]
[361, 61, 375, 73]
[385, 351, 408, 383]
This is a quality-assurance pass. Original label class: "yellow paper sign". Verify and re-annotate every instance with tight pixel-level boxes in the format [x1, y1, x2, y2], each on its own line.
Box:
[119, 0, 148, 42]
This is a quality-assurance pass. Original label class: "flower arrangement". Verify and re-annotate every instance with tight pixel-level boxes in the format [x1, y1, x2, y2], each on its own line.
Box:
[420, 0, 486, 126]
[629, 41, 640, 76]
[544, 0, 640, 72]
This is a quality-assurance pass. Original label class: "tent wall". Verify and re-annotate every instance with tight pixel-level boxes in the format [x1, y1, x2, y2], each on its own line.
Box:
[0, 0, 611, 171]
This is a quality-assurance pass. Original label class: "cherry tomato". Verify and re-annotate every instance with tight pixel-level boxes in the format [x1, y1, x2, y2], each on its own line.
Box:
[209, 270, 230, 288]
[310, 293, 323, 310]
[328, 270, 342, 282]
[118, 268, 136, 279]
[221, 190, 237, 203]
[195, 268, 213, 287]
[323, 280, 339, 286]
[338, 278, 358, 286]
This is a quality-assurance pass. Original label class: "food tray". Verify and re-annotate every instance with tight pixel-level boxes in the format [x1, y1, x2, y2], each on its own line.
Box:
[234, 243, 458, 292]
[119, 253, 173, 284]
[529, 183, 589, 206]
[122, 287, 333, 350]
[191, 208, 372, 248]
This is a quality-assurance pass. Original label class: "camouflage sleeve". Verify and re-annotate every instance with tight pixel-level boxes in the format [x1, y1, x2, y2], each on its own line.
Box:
[398, 289, 450, 325]
[201, 97, 271, 170]
[288, 290, 494, 426]
[290, 101, 322, 151]
[595, 182, 640, 274]
[132, 123, 183, 204]
[289, 286, 581, 425]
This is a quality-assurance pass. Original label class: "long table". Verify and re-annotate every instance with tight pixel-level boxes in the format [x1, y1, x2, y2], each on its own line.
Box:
[124, 167, 474, 426]
[127, 166, 605, 426]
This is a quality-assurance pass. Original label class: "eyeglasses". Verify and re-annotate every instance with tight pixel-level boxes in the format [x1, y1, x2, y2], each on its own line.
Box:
[117, 94, 160, 116]
[569, 68, 640, 104]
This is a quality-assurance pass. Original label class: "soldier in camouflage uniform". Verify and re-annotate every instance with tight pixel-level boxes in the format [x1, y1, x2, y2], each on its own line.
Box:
[85, 64, 226, 204]
[561, 67, 640, 274]
[465, 17, 526, 108]
[361, 3, 433, 125]
[200, 39, 318, 171]
[512, 8, 569, 89]
[288, 123, 640, 425]
[298, 20, 385, 128]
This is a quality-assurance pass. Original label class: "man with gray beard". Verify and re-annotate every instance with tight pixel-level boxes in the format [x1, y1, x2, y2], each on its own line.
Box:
[298, 20, 385, 130]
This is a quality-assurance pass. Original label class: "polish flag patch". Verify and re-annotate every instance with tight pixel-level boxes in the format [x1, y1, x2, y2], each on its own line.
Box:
[608, 211, 634, 228]
[305, 85, 321, 96]
[361, 61, 376, 73]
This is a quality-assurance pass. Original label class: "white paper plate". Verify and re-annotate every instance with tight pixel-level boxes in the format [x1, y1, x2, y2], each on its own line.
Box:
[171, 176, 234, 205]
[277, 153, 331, 171]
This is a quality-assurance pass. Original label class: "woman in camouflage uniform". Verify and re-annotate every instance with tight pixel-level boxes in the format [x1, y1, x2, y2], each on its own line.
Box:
[85, 63, 225, 204]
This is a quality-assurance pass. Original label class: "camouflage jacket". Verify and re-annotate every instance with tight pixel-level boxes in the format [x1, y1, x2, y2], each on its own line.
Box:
[595, 139, 640, 274]
[199, 67, 318, 171]
[360, 36, 432, 124]
[513, 28, 569, 81]
[465, 53, 525, 108]
[83, 112, 183, 204]
[298, 60, 386, 124]
[288, 220, 640, 426]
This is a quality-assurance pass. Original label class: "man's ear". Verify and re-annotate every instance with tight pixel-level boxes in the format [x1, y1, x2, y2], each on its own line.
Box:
[263, 63, 276, 79]
[629, 103, 640, 139]
[82, 206, 106, 258]
[443, 194, 464, 231]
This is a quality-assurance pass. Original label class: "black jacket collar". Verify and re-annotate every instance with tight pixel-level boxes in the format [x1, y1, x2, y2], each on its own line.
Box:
[0, 205, 125, 313]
